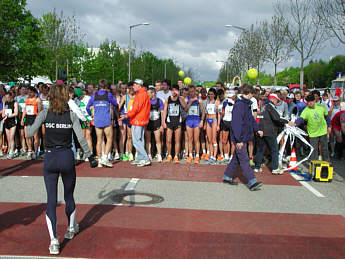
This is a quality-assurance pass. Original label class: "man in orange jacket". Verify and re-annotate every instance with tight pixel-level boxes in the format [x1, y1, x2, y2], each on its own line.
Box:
[119, 79, 151, 167]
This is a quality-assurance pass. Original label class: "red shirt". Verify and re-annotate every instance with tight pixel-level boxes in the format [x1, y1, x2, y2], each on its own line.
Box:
[331, 110, 345, 131]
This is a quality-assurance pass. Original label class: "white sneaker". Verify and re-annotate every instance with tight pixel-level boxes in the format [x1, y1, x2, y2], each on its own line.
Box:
[272, 169, 283, 175]
[254, 168, 263, 173]
[130, 160, 140, 165]
[100, 158, 114, 168]
[84, 157, 89, 162]
[114, 153, 120, 160]
[76, 149, 81, 160]
[0, 150, 3, 157]
[64, 223, 79, 239]
[157, 154, 162, 162]
[137, 160, 151, 167]
[49, 238, 60, 255]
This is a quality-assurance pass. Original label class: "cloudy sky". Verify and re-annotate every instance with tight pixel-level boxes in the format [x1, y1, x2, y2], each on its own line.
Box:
[27, 0, 345, 82]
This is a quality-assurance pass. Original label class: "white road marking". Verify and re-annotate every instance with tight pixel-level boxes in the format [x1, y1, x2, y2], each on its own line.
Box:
[124, 178, 140, 191]
[291, 174, 325, 198]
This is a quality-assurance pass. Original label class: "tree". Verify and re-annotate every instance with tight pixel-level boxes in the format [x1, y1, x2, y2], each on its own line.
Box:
[304, 61, 327, 88]
[40, 9, 84, 81]
[323, 55, 345, 87]
[315, 0, 345, 45]
[275, 0, 327, 90]
[0, 0, 43, 81]
[261, 16, 293, 86]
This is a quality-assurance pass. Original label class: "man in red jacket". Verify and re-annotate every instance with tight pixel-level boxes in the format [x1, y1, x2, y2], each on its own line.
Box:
[120, 79, 151, 167]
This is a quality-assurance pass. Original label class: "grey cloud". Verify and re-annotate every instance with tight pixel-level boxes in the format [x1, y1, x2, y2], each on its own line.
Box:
[27, 0, 344, 81]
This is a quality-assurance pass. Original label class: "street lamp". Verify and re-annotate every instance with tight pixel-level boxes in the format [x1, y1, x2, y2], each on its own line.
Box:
[128, 22, 150, 82]
[216, 60, 229, 83]
[225, 24, 246, 31]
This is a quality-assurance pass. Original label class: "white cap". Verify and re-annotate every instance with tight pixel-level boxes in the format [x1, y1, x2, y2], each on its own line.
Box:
[134, 79, 143, 85]
[287, 93, 294, 99]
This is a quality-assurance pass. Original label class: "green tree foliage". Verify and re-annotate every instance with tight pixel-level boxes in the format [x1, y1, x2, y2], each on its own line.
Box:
[323, 55, 345, 87]
[0, 0, 43, 81]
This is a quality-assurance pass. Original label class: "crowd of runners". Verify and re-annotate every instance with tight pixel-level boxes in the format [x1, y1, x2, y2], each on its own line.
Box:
[0, 79, 344, 170]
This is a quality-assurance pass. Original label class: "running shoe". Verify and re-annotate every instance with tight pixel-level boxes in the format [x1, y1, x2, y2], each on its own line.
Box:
[217, 155, 224, 161]
[254, 167, 263, 173]
[186, 156, 193, 164]
[204, 154, 210, 161]
[165, 156, 172, 163]
[173, 156, 179, 163]
[128, 153, 134, 161]
[114, 153, 120, 160]
[130, 160, 141, 165]
[137, 160, 151, 167]
[157, 154, 162, 162]
[26, 151, 32, 160]
[121, 154, 129, 161]
[207, 157, 216, 165]
[272, 169, 283, 175]
[64, 223, 79, 239]
[31, 152, 36, 160]
[49, 238, 60, 255]
[100, 159, 114, 168]
[0, 150, 3, 157]
[194, 157, 200, 164]
[201, 153, 207, 159]
[249, 181, 263, 191]
[7, 152, 14, 159]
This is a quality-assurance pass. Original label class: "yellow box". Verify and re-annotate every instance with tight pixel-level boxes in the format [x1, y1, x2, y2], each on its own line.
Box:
[309, 160, 333, 182]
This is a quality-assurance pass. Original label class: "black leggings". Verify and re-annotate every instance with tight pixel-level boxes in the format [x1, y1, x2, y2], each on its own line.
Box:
[44, 148, 76, 239]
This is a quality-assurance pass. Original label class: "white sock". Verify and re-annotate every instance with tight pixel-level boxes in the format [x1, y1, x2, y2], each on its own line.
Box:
[189, 153, 193, 157]
[224, 154, 229, 159]
[69, 210, 76, 228]
[102, 154, 107, 161]
[203, 149, 206, 154]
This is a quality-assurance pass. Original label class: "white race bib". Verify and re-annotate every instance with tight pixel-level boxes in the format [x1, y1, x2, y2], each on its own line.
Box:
[5, 109, 12, 116]
[19, 102, 26, 112]
[188, 105, 199, 116]
[223, 105, 233, 121]
[26, 105, 35, 115]
[168, 104, 179, 117]
[149, 110, 160, 121]
[207, 103, 216, 115]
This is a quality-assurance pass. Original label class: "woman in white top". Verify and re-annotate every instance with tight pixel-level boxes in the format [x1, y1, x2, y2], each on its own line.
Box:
[204, 88, 220, 165]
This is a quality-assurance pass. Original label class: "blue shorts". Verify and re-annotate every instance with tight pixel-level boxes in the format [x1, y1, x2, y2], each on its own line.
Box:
[122, 117, 132, 128]
[186, 117, 200, 129]
[207, 118, 217, 127]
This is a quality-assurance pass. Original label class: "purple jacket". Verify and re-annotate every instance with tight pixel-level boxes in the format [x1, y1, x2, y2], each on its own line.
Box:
[230, 97, 259, 143]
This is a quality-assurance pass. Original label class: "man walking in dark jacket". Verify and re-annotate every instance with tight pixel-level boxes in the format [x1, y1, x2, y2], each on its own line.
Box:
[254, 94, 288, 174]
[223, 86, 264, 191]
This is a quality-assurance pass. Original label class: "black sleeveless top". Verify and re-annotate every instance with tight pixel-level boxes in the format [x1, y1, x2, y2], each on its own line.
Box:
[166, 96, 181, 124]
[44, 111, 73, 148]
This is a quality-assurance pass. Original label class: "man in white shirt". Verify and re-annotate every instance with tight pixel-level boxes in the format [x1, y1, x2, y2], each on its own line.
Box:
[156, 79, 172, 104]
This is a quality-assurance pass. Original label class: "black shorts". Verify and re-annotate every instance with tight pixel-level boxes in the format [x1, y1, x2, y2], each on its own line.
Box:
[4, 118, 16, 130]
[17, 118, 24, 130]
[25, 115, 36, 126]
[220, 120, 231, 132]
[166, 121, 181, 131]
[147, 119, 161, 131]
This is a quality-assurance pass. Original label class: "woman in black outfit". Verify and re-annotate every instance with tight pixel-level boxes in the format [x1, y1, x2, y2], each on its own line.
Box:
[27, 83, 97, 255]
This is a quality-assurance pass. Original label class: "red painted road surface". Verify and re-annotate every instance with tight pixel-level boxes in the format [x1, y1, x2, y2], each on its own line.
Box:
[1, 203, 345, 258]
[0, 160, 300, 186]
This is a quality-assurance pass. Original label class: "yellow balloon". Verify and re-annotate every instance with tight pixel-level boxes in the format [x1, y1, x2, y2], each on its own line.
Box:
[247, 68, 258, 80]
[178, 70, 185, 77]
[184, 77, 192, 85]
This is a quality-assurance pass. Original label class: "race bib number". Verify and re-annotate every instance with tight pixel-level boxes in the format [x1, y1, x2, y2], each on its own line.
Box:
[150, 110, 160, 120]
[5, 109, 12, 116]
[168, 104, 179, 116]
[42, 100, 49, 110]
[188, 105, 199, 116]
[224, 105, 233, 121]
[26, 105, 34, 115]
[207, 103, 216, 115]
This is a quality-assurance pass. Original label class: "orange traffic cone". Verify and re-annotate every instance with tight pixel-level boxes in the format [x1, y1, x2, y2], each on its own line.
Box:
[287, 148, 299, 172]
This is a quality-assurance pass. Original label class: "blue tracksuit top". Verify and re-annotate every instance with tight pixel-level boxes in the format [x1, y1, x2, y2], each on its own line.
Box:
[230, 97, 259, 143]
[86, 90, 118, 128]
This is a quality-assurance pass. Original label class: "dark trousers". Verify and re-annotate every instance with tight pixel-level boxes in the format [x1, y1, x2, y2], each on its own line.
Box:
[254, 136, 279, 170]
[44, 148, 76, 239]
[223, 143, 257, 187]
[310, 134, 330, 161]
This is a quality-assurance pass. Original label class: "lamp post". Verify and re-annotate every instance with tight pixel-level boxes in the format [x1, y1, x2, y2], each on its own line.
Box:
[128, 22, 150, 82]
[216, 60, 228, 83]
